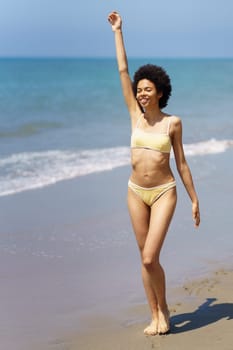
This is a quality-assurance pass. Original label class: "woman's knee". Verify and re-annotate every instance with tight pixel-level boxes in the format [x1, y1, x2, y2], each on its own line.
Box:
[142, 256, 154, 269]
[141, 252, 159, 269]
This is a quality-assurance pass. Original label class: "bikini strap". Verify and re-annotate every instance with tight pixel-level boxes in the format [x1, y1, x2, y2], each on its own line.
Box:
[166, 117, 171, 135]
[135, 113, 144, 129]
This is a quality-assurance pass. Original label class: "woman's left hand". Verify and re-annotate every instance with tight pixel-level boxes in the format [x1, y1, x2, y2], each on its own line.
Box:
[192, 202, 200, 228]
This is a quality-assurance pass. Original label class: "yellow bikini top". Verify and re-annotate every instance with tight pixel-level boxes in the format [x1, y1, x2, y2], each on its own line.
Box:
[131, 115, 172, 153]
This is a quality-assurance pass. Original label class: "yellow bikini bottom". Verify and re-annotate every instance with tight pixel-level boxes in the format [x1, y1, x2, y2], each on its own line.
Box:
[128, 179, 176, 207]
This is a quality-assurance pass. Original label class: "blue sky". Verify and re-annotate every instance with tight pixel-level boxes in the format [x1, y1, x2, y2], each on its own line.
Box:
[0, 0, 233, 58]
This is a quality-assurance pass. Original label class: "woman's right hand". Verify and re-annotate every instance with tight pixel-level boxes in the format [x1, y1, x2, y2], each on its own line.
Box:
[108, 11, 122, 31]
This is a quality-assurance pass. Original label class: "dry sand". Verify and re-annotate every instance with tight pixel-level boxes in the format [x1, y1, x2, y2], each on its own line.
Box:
[59, 267, 233, 350]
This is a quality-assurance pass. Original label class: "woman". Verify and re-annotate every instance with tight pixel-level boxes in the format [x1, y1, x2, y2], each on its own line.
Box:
[108, 11, 200, 336]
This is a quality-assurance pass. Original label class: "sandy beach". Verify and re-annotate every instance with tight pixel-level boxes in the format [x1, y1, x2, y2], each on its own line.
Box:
[1, 56, 233, 350]
[64, 268, 233, 350]
[0, 150, 233, 350]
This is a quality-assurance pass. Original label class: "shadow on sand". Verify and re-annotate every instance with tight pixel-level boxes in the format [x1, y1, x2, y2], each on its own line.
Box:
[171, 298, 233, 333]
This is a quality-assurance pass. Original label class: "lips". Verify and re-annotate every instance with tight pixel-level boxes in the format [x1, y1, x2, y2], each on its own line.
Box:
[139, 98, 149, 105]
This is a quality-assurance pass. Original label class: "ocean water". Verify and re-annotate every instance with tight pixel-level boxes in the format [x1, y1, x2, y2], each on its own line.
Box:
[0, 58, 233, 196]
[1, 58, 233, 350]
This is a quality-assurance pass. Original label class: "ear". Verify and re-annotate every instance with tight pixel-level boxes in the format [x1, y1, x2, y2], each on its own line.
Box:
[158, 91, 163, 100]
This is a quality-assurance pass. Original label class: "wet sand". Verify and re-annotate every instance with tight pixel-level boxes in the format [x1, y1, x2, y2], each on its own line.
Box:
[0, 151, 233, 349]
[63, 268, 233, 350]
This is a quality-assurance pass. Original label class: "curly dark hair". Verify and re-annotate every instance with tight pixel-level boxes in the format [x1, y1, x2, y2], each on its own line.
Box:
[132, 64, 172, 109]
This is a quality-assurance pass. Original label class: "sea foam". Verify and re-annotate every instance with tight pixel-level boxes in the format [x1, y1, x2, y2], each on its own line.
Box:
[0, 138, 232, 197]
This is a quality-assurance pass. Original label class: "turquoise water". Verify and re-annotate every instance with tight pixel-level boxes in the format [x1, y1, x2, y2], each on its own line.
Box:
[0, 58, 233, 349]
[0, 58, 233, 196]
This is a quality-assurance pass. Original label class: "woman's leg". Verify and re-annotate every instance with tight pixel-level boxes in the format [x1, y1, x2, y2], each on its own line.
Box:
[128, 186, 177, 334]
[127, 188, 159, 335]
[142, 187, 177, 334]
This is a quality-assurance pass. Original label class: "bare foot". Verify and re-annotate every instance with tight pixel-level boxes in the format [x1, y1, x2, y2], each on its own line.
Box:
[158, 308, 170, 335]
[143, 319, 158, 336]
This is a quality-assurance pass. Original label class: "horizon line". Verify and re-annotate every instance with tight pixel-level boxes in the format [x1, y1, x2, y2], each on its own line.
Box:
[0, 55, 233, 60]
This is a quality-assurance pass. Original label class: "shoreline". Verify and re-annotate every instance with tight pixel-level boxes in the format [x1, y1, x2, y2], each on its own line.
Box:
[54, 265, 233, 350]
[0, 150, 233, 350]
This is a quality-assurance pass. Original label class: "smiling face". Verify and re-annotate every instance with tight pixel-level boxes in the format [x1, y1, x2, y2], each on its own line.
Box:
[136, 79, 163, 109]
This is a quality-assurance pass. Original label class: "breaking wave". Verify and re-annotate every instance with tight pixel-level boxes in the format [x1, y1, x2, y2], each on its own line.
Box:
[0, 138, 232, 197]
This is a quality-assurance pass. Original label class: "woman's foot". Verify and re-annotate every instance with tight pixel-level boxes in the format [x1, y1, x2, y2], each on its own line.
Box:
[158, 308, 170, 335]
[143, 319, 158, 336]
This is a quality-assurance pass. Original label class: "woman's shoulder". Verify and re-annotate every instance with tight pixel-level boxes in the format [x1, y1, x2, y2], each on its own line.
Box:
[168, 115, 182, 127]
[169, 114, 181, 122]
[168, 115, 183, 138]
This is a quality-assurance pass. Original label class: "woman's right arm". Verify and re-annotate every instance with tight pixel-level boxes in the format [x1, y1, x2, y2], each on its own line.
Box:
[108, 12, 141, 123]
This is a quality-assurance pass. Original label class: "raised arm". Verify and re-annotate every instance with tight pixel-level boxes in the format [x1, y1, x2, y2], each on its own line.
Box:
[171, 117, 200, 227]
[108, 11, 141, 123]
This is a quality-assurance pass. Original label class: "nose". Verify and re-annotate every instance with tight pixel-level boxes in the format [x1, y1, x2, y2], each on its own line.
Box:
[138, 89, 147, 97]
